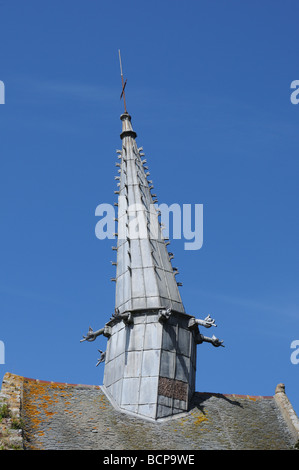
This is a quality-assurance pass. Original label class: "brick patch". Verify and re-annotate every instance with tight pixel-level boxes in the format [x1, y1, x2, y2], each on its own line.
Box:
[158, 377, 187, 402]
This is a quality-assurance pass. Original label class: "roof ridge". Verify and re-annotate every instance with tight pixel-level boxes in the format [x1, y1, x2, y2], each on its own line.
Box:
[23, 376, 101, 389]
[195, 391, 274, 399]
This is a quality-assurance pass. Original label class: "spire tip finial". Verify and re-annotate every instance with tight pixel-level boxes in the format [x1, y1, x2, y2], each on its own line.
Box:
[118, 49, 127, 114]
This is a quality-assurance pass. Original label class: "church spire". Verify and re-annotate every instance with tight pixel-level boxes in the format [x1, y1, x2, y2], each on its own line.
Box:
[80, 57, 224, 421]
[113, 51, 185, 316]
[113, 110, 185, 317]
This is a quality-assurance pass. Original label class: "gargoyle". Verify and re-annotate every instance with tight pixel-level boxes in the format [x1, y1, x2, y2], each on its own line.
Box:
[188, 314, 217, 329]
[188, 314, 224, 347]
[197, 333, 224, 348]
[80, 324, 111, 342]
[80, 326, 104, 342]
[158, 307, 172, 323]
[96, 350, 106, 367]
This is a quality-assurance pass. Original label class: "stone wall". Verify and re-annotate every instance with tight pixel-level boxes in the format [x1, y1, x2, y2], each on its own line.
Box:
[0, 373, 23, 450]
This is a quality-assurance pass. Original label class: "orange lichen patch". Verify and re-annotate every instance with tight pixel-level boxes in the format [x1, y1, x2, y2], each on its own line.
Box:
[193, 413, 208, 425]
[22, 378, 82, 448]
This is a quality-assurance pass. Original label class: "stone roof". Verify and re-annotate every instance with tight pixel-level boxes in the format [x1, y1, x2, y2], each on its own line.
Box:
[1, 373, 298, 450]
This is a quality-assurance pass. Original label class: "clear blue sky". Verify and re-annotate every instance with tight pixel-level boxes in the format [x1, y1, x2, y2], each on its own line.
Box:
[0, 1, 298, 416]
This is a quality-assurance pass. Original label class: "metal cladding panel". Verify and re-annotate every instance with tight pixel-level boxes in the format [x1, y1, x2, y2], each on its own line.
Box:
[115, 242, 125, 278]
[154, 267, 170, 300]
[143, 267, 160, 298]
[117, 194, 127, 219]
[121, 378, 139, 405]
[136, 404, 156, 419]
[166, 270, 184, 304]
[129, 239, 143, 268]
[131, 268, 146, 299]
[139, 238, 154, 268]
[144, 322, 162, 350]
[141, 349, 161, 376]
[160, 350, 176, 379]
[157, 239, 173, 270]
[139, 376, 159, 404]
[162, 323, 177, 352]
[177, 326, 191, 357]
[126, 323, 145, 351]
[124, 351, 142, 377]
[175, 355, 191, 382]
[146, 296, 163, 309]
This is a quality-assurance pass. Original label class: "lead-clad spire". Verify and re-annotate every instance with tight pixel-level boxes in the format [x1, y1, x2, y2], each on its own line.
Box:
[113, 112, 185, 315]
[80, 55, 224, 421]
